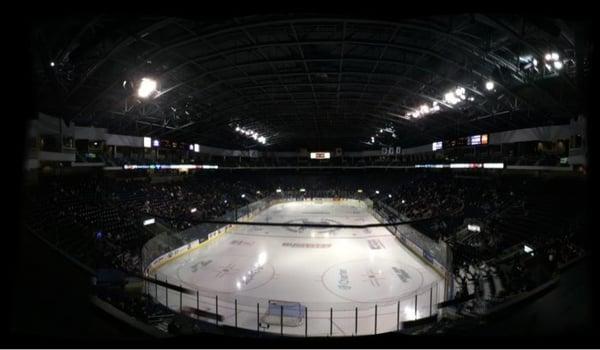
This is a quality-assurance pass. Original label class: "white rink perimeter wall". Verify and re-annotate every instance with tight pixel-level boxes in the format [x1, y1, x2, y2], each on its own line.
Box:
[141, 197, 450, 336]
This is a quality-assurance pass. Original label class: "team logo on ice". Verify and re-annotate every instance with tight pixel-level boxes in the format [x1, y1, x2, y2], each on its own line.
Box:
[337, 269, 351, 290]
[190, 259, 212, 272]
[392, 267, 411, 283]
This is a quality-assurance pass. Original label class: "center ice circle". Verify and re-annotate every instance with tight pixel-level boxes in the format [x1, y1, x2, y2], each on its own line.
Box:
[177, 255, 275, 293]
[321, 259, 424, 303]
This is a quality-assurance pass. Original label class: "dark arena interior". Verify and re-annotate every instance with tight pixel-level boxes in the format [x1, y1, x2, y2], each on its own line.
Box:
[10, 7, 597, 348]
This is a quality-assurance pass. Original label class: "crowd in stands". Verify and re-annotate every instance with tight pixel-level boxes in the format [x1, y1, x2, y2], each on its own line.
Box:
[25, 170, 587, 320]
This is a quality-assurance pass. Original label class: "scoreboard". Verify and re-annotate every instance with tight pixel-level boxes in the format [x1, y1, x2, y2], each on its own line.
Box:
[433, 134, 489, 151]
[467, 134, 488, 146]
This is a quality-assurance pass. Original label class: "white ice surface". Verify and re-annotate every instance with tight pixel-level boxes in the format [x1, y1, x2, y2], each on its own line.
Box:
[150, 200, 445, 336]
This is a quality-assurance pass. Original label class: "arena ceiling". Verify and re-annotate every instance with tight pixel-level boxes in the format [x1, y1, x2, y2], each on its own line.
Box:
[31, 14, 591, 151]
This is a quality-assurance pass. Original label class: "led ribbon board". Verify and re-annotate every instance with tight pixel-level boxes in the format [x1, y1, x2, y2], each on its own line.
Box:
[123, 164, 218, 170]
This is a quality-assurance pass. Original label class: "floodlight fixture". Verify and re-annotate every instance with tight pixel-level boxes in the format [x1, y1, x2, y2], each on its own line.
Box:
[138, 78, 157, 98]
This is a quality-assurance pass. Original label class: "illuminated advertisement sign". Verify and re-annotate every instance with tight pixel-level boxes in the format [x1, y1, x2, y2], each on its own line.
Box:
[310, 152, 331, 159]
[450, 163, 483, 169]
[143, 218, 155, 226]
[483, 163, 504, 169]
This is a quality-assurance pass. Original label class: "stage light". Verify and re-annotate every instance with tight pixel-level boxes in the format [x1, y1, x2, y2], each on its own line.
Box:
[388, 194, 392, 198]
[485, 81, 495, 91]
[138, 78, 157, 98]
[545, 53, 552, 61]
[401, 199, 406, 204]
[375, 190, 380, 194]
[553, 61, 563, 70]
[551, 52, 559, 61]
[190, 208, 197, 213]
[276, 189, 282, 193]
[241, 194, 246, 198]
[467, 224, 481, 232]
[50, 61, 55, 67]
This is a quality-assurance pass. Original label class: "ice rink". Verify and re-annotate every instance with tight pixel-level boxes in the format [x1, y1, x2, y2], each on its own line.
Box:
[149, 199, 445, 336]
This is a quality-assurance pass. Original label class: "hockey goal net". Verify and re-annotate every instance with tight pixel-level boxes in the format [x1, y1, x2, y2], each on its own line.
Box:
[261, 300, 305, 327]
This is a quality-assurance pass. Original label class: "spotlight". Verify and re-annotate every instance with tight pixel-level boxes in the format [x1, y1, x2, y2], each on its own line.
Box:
[553, 61, 563, 70]
[485, 81, 495, 91]
[138, 78, 157, 98]
[50, 61, 55, 67]
[545, 53, 552, 61]
[551, 52, 559, 61]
